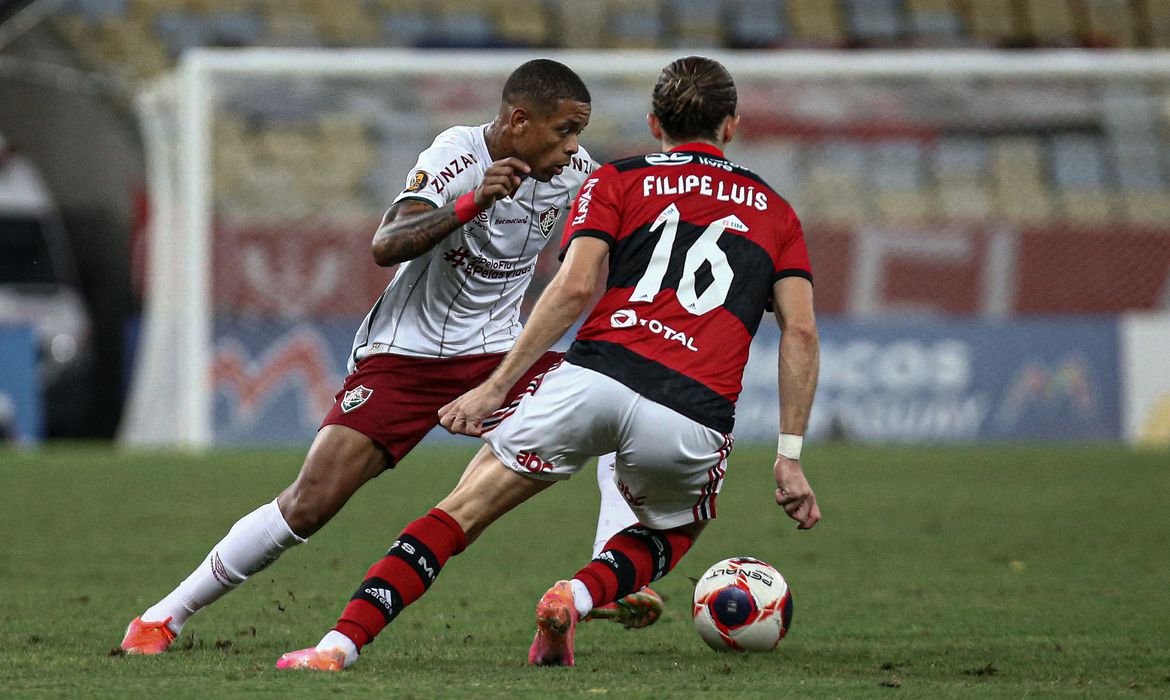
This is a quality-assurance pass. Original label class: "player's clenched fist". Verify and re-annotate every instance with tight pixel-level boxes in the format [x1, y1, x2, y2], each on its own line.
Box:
[474, 157, 530, 208]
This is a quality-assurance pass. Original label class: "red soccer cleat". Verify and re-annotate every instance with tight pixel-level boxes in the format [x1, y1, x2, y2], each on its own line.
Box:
[528, 580, 579, 667]
[120, 616, 177, 655]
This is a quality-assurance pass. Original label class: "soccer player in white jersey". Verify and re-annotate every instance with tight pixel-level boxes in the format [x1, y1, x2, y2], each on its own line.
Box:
[120, 59, 659, 655]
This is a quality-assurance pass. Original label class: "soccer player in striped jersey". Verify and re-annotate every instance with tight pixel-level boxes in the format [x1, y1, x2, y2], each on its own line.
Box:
[120, 59, 659, 656]
[275, 56, 820, 671]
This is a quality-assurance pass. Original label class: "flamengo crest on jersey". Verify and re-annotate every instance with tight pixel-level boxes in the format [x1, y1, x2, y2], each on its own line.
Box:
[560, 143, 812, 433]
[348, 124, 594, 368]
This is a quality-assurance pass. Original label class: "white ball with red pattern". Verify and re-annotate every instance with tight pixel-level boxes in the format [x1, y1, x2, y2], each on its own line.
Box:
[692, 556, 793, 652]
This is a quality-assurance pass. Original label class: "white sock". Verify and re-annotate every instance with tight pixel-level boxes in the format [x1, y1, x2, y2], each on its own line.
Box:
[592, 453, 638, 558]
[317, 630, 359, 668]
[142, 499, 305, 633]
[570, 578, 594, 619]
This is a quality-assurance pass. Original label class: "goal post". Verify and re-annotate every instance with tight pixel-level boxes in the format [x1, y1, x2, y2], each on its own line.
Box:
[121, 49, 1170, 448]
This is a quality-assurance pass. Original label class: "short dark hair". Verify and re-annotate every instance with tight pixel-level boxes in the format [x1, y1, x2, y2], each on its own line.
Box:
[651, 56, 737, 142]
[502, 59, 591, 114]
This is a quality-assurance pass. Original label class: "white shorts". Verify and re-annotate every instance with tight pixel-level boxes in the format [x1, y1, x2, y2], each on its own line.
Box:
[484, 361, 733, 529]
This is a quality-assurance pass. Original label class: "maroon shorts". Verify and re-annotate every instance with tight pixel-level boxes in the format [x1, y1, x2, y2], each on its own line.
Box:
[321, 350, 564, 468]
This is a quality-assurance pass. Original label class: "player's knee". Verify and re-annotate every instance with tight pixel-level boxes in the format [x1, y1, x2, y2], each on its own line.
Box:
[277, 473, 350, 538]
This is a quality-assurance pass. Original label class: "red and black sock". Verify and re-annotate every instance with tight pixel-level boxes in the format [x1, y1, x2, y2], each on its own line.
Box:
[574, 524, 695, 607]
[333, 508, 466, 650]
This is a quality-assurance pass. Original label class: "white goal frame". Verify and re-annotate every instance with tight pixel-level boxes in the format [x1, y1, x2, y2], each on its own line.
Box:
[121, 48, 1170, 448]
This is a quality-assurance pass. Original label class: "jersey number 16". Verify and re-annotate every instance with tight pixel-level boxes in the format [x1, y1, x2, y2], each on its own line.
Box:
[629, 203, 740, 316]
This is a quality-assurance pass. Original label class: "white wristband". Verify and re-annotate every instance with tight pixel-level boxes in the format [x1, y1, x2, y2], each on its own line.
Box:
[777, 434, 803, 460]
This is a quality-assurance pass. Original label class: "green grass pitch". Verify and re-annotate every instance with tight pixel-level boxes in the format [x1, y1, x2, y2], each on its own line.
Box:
[1, 442, 1168, 698]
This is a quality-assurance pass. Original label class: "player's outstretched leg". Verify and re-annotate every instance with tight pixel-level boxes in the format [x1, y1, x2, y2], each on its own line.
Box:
[588, 454, 664, 629]
[121, 426, 385, 655]
[528, 580, 579, 666]
[531, 522, 701, 664]
[120, 499, 304, 654]
[276, 508, 467, 671]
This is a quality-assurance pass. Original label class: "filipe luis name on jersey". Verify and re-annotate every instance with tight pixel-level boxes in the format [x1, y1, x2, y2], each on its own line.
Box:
[641, 173, 769, 211]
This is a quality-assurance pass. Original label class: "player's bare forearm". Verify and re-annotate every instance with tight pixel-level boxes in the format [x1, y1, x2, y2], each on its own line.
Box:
[370, 200, 461, 267]
[482, 238, 609, 395]
[773, 277, 819, 436]
[770, 276, 820, 528]
[372, 158, 530, 267]
[778, 323, 819, 434]
[437, 237, 607, 436]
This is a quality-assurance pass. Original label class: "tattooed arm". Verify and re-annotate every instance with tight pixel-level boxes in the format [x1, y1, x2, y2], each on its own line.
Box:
[371, 157, 530, 267]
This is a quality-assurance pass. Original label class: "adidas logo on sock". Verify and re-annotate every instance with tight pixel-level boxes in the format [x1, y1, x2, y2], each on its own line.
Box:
[365, 587, 395, 614]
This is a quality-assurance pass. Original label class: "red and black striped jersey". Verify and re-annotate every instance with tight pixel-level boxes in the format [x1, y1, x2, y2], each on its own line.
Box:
[560, 142, 811, 433]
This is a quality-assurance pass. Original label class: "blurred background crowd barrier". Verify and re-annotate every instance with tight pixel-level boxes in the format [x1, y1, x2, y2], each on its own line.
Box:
[1, 0, 1168, 448]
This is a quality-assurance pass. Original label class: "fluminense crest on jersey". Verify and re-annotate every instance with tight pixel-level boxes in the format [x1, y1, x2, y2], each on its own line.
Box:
[537, 205, 560, 238]
[340, 385, 374, 413]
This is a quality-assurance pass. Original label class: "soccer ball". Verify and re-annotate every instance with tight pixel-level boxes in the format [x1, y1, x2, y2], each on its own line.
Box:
[692, 556, 793, 652]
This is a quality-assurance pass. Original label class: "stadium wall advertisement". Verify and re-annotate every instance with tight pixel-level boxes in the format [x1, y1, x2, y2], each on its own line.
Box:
[207, 316, 1132, 447]
[0, 324, 43, 444]
[739, 317, 1121, 444]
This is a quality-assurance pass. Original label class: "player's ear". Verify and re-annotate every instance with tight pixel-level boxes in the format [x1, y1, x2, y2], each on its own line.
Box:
[647, 112, 665, 142]
[720, 114, 741, 146]
[508, 105, 530, 135]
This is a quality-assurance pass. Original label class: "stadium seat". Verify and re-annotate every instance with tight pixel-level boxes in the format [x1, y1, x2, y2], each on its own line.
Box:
[1149, 0, 1170, 47]
[1083, 0, 1138, 47]
[1050, 134, 1116, 222]
[872, 140, 930, 222]
[990, 138, 1052, 222]
[425, 0, 496, 47]
[1051, 134, 1108, 189]
[905, 0, 964, 45]
[546, 0, 606, 48]
[724, 0, 786, 48]
[601, 0, 665, 49]
[805, 142, 870, 225]
[1059, 188, 1115, 223]
[747, 142, 803, 204]
[1022, 0, 1078, 46]
[154, 11, 216, 55]
[379, 0, 432, 46]
[1123, 191, 1170, 224]
[64, 0, 130, 23]
[842, 0, 903, 45]
[937, 179, 992, 221]
[787, 0, 845, 45]
[966, 0, 1024, 46]
[487, 0, 552, 47]
[314, 0, 378, 44]
[261, 2, 322, 46]
[664, 0, 724, 48]
[933, 137, 993, 220]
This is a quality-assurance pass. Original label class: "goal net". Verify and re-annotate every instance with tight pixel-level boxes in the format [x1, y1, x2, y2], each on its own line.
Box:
[122, 50, 1170, 447]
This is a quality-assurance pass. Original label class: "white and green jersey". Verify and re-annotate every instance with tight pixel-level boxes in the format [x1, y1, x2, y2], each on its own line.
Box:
[348, 124, 594, 369]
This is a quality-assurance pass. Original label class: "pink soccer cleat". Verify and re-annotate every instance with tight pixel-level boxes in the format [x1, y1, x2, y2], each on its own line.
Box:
[120, 616, 177, 655]
[275, 647, 348, 672]
[585, 587, 664, 629]
[528, 580, 579, 667]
